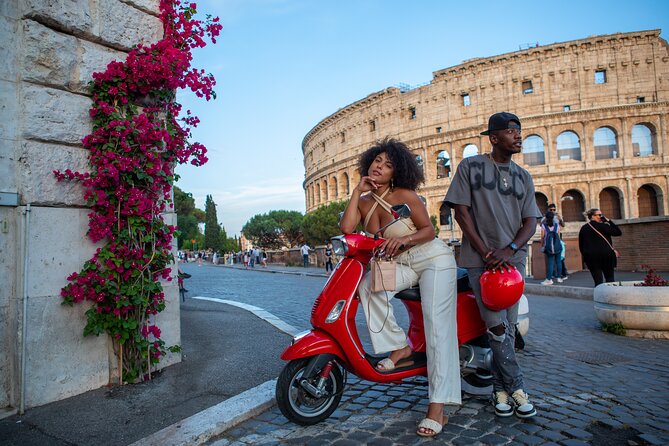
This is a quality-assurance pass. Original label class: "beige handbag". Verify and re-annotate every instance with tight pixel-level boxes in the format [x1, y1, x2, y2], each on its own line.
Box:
[370, 258, 396, 292]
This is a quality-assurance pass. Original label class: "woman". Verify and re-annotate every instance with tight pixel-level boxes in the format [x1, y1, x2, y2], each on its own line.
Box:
[578, 208, 622, 286]
[540, 211, 563, 285]
[339, 138, 459, 438]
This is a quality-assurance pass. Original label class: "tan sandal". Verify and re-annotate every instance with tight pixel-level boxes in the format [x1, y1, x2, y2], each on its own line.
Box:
[416, 416, 447, 437]
[375, 356, 414, 372]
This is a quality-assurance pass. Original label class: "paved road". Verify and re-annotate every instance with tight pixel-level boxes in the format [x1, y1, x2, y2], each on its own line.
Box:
[182, 263, 669, 446]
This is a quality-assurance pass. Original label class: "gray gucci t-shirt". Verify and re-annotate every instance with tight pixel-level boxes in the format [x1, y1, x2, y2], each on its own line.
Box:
[444, 154, 542, 267]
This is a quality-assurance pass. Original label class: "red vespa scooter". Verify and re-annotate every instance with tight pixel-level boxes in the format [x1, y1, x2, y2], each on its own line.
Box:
[275, 204, 495, 425]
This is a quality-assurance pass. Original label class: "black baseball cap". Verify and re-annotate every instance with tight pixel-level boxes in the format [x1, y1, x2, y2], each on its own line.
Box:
[480, 112, 521, 135]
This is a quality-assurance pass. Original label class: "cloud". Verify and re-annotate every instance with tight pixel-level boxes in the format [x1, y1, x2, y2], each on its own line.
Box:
[185, 176, 306, 235]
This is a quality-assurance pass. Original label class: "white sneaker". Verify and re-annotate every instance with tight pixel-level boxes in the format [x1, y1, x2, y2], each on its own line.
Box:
[511, 389, 537, 418]
[492, 391, 514, 417]
[541, 279, 553, 285]
[556, 277, 564, 283]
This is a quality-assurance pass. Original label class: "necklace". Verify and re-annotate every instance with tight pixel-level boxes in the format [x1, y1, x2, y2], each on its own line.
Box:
[487, 153, 511, 188]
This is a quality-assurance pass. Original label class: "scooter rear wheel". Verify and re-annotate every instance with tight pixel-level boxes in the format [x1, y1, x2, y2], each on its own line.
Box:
[276, 358, 344, 425]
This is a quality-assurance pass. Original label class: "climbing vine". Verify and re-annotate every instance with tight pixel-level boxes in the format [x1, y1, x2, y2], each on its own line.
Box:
[54, 1, 221, 383]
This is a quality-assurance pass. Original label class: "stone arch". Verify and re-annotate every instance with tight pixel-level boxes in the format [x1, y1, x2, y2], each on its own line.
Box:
[556, 130, 582, 161]
[632, 123, 658, 157]
[599, 187, 623, 219]
[522, 134, 545, 166]
[561, 189, 586, 221]
[331, 176, 338, 200]
[436, 149, 451, 179]
[315, 183, 321, 205]
[323, 179, 328, 201]
[535, 192, 549, 215]
[637, 184, 662, 217]
[593, 126, 619, 160]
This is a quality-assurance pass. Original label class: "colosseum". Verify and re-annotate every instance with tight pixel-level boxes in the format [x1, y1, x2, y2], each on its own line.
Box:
[302, 29, 669, 274]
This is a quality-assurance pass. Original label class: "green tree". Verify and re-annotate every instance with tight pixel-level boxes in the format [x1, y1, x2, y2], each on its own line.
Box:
[430, 215, 440, 237]
[302, 201, 350, 246]
[241, 210, 304, 248]
[242, 213, 283, 249]
[204, 194, 221, 250]
[270, 210, 304, 247]
[174, 186, 206, 249]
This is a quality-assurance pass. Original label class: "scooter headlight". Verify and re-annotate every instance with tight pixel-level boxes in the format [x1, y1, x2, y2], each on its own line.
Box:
[325, 300, 346, 323]
[331, 236, 348, 256]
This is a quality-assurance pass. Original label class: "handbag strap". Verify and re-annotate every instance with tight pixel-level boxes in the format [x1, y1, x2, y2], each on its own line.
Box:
[587, 222, 616, 253]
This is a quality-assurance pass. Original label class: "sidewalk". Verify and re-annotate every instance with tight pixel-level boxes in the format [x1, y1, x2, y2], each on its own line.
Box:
[0, 298, 292, 446]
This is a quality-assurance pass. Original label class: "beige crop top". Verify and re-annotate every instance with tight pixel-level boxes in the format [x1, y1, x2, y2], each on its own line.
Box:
[363, 189, 418, 239]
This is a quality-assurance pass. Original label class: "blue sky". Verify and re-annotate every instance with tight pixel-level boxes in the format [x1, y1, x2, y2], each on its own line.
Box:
[176, 0, 669, 236]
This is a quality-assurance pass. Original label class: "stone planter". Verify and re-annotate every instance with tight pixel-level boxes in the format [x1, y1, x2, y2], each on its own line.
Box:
[593, 281, 669, 339]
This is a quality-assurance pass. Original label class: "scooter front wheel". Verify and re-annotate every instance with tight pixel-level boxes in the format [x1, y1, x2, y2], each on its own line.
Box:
[276, 357, 344, 425]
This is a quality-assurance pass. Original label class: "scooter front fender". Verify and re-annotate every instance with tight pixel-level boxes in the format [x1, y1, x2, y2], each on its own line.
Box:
[280, 329, 347, 363]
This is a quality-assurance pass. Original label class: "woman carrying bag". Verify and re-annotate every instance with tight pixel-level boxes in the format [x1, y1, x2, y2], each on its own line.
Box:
[578, 208, 622, 286]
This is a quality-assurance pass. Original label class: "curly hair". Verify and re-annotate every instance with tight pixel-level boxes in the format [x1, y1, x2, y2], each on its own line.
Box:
[358, 138, 424, 191]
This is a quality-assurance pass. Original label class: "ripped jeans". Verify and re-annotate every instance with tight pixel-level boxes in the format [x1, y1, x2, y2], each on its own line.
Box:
[467, 261, 526, 393]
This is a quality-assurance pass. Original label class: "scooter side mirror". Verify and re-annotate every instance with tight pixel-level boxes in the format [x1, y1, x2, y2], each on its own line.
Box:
[374, 204, 412, 239]
[390, 204, 411, 219]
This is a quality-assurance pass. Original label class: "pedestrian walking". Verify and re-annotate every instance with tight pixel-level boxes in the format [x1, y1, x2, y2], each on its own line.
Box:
[540, 211, 563, 285]
[300, 243, 312, 268]
[445, 111, 541, 419]
[324, 242, 334, 273]
[578, 208, 622, 286]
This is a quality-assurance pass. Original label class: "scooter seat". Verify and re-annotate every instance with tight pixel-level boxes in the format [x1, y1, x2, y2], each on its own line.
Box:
[394, 268, 472, 302]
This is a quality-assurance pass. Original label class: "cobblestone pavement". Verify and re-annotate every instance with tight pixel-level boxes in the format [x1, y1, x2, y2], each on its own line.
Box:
[183, 263, 669, 446]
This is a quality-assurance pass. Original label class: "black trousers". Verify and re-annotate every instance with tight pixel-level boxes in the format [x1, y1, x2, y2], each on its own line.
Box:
[585, 262, 615, 286]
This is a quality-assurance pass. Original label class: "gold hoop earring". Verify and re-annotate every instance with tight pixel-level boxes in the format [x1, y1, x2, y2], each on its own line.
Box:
[390, 178, 395, 189]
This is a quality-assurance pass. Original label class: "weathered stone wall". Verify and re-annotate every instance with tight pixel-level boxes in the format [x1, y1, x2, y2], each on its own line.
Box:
[302, 30, 669, 276]
[0, 0, 180, 412]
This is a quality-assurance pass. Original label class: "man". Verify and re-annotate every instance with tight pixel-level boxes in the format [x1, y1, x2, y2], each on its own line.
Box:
[300, 243, 312, 268]
[445, 112, 541, 419]
[541, 203, 564, 228]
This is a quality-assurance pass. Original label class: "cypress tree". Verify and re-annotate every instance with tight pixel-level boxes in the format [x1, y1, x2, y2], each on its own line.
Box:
[204, 194, 221, 250]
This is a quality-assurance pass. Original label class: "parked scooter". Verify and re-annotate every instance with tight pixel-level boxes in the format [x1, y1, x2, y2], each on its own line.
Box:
[275, 204, 528, 425]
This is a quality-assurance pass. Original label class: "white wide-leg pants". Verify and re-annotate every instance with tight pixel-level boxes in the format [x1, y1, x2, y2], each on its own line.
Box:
[359, 239, 461, 404]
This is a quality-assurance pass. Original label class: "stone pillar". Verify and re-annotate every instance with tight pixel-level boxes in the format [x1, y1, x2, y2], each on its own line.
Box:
[626, 176, 636, 219]
[0, 0, 177, 411]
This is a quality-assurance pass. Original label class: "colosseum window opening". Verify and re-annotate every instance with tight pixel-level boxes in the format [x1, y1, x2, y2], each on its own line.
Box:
[522, 80, 534, 94]
[439, 203, 452, 225]
[595, 69, 607, 84]
[599, 187, 623, 219]
[370, 120, 376, 132]
[556, 131, 582, 161]
[415, 155, 424, 172]
[341, 132, 346, 142]
[563, 105, 571, 112]
[462, 93, 471, 106]
[632, 123, 657, 156]
[636, 96, 645, 103]
[561, 190, 586, 222]
[522, 135, 545, 165]
[436, 151, 451, 178]
[409, 107, 416, 119]
[638, 184, 660, 217]
[463, 144, 479, 158]
[535, 193, 549, 215]
[594, 127, 619, 159]
[436, 126, 442, 134]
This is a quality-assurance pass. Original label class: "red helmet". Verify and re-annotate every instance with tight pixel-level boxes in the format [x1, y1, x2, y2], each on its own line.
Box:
[480, 267, 524, 311]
